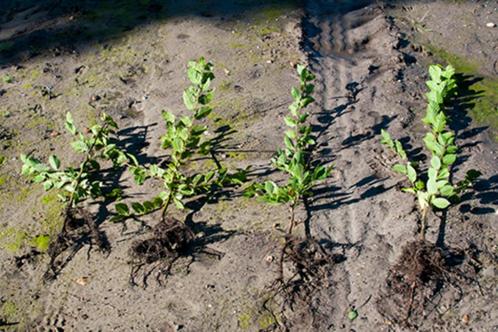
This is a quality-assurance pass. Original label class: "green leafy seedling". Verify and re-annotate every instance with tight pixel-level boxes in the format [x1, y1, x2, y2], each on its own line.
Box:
[245, 65, 331, 270]
[347, 308, 358, 321]
[246, 65, 331, 226]
[115, 57, 247, 223]
[2, 74, 13, 84]
[21, 112, 136, 245]
[381, 64, 480, 239]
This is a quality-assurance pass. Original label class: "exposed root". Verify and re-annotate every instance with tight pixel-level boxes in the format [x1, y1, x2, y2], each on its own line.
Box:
[377, 240, 475, 329]
[128, 218, 223, 288]
[263, 236, 344, 331]
[43, 207, 110, 281]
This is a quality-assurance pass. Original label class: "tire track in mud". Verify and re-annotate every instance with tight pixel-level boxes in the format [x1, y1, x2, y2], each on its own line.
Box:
[304, 0, 377, 245]
[301, 1, 409, 328]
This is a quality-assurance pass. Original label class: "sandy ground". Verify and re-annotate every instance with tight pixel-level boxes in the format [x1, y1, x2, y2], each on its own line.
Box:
[0, 0, 496, 331]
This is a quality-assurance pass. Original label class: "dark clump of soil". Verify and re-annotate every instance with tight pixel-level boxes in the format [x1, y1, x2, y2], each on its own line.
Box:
[377, 240, 475, 329]
[265, 237, 345, 331]
[128, 218, 197, 287]
[43, 207, 110, 281]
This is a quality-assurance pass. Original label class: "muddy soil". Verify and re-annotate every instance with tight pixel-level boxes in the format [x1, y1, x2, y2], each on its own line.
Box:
[0, 0, 497, 331]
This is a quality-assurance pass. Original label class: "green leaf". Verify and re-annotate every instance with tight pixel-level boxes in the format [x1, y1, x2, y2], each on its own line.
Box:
[428, 167, 437, 180]
[296, 64, 305, 77]
[102, 113, 118, 129]
[264, 181, 276, 194]
[299, 113, 309, 123]
[183, 90, 196, 111]
[466, 169, 481, 181]
[43, 180, 54, 191]
[291, 87, 301, 101]
[173, 196, 185, 210]
[429, 64, 442, 81]
[442, 154, 456, 165]
[152, 197, 163, 208]
[288, 102, 299, 116]
[172, 137, 185, 152]
[427, 177, 437, 195]
[187, 67, 202, 85]
[180, 116, 193, 128]
[431, 156, 441, 170]
[431, 197, 450, 209]
[48, 155, 60, 170]
[402, 187, 416, 194]
[392, 163, 407, 174]
[143, 200, 155, 212]
[65, 112, 77, 135]
[394, 140, 407, 160]
[284, 135, 294, 151]
[161, 111, 176, 123]
[301, 96, 314, 108]
[115, 203, 130, 216]
[407, 164, 417, 183]
[446, 145, 458, 154]
[285, 130, 297, 140]
[313, 165, 328, 180]
[131, 202, 145, 214]
[194, 106, 212, 119]
[380, 129, 394, 148]
[71, 140, 88, 153]
[284, 116, 297, 128]
[440, 185, 455, 197]
[33, 174, 46, 183]
[415, 180, 425, 190]
[347, 309, 358, 321]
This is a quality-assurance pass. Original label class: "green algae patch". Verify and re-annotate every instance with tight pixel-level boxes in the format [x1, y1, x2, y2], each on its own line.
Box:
[28, 68, 42, 81]
[238, 312, 252, 329]
[424, 44, 478, 74]
[257, 312, 277, 329]
[1, 300, 17, 319]
[0, 188, 63, 254]
[469, 79, 498, 141]
[25, 115, 54, 130]
[0, 227, 28, 253]
[237, 301, 280, 331]
[255, 2, 299, 23]
[425, 44, 498, 141]
[16, 186, 32, 204]
[40, 191, 64, 239]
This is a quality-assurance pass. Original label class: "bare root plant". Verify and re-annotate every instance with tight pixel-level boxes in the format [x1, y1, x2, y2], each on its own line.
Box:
[246, 65, 336, 329]
[377, 65, 481, 327]
[115, 58, 247, 286]
[21, 112, 136, 280]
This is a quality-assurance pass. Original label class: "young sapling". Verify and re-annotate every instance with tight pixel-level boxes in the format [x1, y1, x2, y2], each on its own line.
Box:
[20, 112, 136, 257]
[245, 64, 331, 275]
[115, 57, 247, 224]
[381, 64, 480, 239]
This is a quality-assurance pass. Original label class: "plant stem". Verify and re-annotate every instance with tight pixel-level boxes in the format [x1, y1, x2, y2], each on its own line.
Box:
[210, 150, 222, 170]
[160, 192, 172, 222]
[278, 200, 298, 282]
[63, 123, 110, 231]
[288, 201, 297, 235]
[420, 207, 428, 241]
